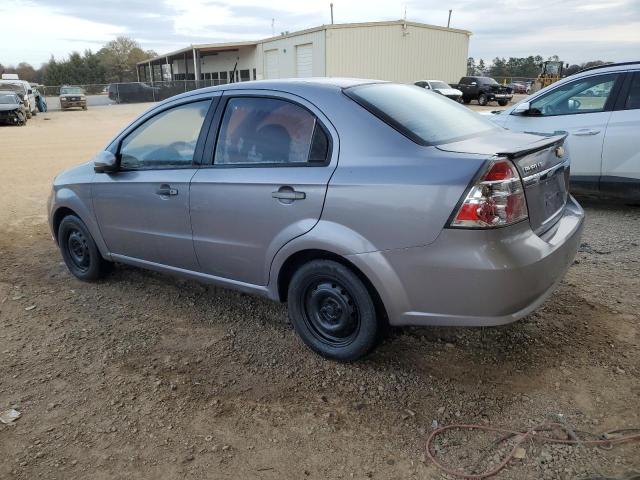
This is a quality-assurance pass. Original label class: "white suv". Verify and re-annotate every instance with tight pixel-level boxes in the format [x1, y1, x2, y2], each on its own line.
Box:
[489, 62, 640, 201]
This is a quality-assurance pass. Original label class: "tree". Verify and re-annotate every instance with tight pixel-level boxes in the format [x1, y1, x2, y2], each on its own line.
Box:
[98, 36, 156, 82]
[477, 59, 486, 75]
[467, 57, 476, 75]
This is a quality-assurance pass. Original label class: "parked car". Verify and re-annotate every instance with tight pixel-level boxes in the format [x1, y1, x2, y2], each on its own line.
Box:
[59, 86, 87, 110]
[48, 79, 584, 361]
[454, 76, 513, 106]
[414, 80, 463, 101]
[489, 61, 640, 201]
[0, 79, 37, 117]
[508, 82, 530, 94]
[108, 82, 158, 103]
[0, 91, 27, 125]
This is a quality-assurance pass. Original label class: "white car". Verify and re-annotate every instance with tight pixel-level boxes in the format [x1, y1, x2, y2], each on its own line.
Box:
[489, 62, 640, 201]
[414, 80, 463, 102]
[0, 78, 37, 118]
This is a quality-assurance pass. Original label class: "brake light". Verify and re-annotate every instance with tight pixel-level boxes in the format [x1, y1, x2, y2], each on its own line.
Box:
[450, 158, 528, 228]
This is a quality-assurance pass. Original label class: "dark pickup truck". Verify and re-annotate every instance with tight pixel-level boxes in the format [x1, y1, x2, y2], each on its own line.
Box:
[453, 76, 513, 106]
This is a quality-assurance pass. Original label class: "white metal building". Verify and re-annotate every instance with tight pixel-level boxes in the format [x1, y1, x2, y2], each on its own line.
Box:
[138, 20, 471, 86]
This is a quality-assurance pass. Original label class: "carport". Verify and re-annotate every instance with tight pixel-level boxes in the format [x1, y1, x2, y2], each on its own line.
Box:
[137, 41, 259, 87]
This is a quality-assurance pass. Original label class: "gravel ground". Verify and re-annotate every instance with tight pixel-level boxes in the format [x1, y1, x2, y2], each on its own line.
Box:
[0, 104, 639, 480]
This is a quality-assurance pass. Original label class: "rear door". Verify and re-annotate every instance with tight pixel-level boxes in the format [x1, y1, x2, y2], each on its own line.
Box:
[189, 91, 338, 286]
[504, 72, 624, 191]
[600, 71, 640, 196]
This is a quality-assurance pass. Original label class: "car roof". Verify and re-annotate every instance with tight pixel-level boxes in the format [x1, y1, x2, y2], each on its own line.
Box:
[577, 61, 640, 75]
[161, 77, 385, 104]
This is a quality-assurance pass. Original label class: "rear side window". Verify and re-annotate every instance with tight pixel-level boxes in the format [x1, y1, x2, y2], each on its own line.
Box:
[625, 73, 640, 110]
[214, 97, 329, 166]
[345, 83, 498, 145]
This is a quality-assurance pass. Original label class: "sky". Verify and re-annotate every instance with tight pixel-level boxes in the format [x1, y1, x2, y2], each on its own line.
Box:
[1, 0, 639, 67]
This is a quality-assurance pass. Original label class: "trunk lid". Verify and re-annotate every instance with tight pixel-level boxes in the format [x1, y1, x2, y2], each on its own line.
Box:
[437, 132, 570, 235]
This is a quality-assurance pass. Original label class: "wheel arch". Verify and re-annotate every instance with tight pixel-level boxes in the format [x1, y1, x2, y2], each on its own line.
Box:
[52, 206, 78, 241]
[276, 249, 388, 324]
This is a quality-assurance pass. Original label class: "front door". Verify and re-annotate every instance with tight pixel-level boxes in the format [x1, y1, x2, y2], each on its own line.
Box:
[190, 93, 337, 286]
[504, 72, 623, 185]
[93, 99, 213, 271]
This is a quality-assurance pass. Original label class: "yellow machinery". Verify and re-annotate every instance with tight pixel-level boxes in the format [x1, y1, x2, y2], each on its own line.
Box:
[531, 61, 564, 92]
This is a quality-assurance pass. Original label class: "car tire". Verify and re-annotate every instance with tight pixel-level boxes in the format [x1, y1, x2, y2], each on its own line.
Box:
[26, 110, 32, 119]
[463, 97, 471, 104]
[83, 105, 87, 110]
[478, 94, 488, 106]
[498, 100, 509, 106]
[287, 260, 380, 362]
[58, 215, 110, 282]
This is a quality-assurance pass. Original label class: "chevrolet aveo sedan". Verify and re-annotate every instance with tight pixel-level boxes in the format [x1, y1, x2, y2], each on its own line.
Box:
[48, 79, 584, 361]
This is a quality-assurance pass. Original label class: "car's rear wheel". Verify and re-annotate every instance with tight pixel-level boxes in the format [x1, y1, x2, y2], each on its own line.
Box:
[58, 215, 110, 281]
[287, 260, 380, 362]
[462, 97, 471, 104]
[478, 94, 488, 106]
[498, 100, 509, 106]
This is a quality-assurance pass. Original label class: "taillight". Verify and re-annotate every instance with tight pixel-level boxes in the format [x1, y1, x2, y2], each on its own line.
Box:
[450, 158, 528, 228]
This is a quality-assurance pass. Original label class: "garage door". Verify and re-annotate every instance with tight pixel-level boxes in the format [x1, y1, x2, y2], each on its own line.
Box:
[265, 50, 279, 79]
[296, 44, 313, 78]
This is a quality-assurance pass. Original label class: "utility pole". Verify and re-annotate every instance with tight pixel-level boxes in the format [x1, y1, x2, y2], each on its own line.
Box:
[330, 3, 334, 24]
[271, 18, 275, 36]
[447, 9, 452, 28]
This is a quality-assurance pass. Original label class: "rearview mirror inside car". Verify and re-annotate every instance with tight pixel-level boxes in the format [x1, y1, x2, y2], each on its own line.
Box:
[93, 151, 118, 173]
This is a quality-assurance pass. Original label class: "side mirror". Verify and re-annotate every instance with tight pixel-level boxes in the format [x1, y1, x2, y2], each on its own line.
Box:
[93, 151, 118, 173]
[513, 101, 531, 115]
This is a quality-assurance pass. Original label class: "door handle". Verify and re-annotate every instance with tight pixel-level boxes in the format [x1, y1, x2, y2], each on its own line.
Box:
[572, 128, 600, 136]
[156, 184, 178, 196]
[272, 188, 306, 201]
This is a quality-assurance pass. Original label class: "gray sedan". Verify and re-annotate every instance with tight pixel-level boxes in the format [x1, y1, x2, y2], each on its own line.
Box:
[48, 79, 584, 361]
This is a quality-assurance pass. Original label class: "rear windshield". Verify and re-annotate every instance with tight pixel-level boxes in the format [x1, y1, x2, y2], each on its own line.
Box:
[429, 81, 451, 89]
[345, 83, 498, 145]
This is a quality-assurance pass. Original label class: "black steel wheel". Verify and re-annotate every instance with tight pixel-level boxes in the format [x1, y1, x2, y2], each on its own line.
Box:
[478, 93, 488, 106]
[287, 260, 380, 361]
[58, 215, 110, 281]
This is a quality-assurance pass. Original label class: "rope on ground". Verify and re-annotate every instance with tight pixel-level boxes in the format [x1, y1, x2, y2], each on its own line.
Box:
[425, 422, 640, 479]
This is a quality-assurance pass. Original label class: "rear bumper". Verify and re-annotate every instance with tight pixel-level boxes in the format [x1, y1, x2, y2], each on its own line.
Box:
[347, 196, 584, 327]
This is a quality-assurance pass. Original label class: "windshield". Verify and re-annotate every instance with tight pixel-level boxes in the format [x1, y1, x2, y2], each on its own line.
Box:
[479, 77, 499, 85]
[0, 94, 17, 104]
[429, 81, 451, 90]
[60, 87, 83, 95]
[345, 83, 498, 145]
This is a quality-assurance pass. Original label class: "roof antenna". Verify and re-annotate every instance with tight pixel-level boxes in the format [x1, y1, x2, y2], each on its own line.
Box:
[330, 3, 334, 24]
[447, 9, 452, 28]
[271, 18, 275, 36]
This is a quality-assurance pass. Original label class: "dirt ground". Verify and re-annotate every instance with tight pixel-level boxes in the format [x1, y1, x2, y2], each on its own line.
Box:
[1, 103, 639, 480]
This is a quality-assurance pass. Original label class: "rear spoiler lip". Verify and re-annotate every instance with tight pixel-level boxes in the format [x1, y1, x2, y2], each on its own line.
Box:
[497, 133, 568, 160]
